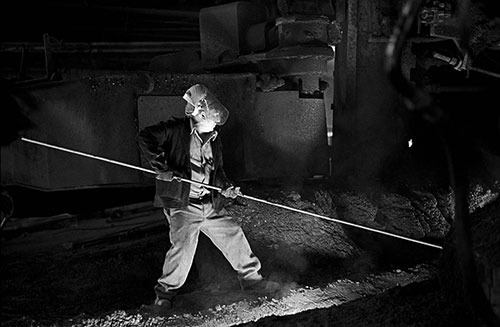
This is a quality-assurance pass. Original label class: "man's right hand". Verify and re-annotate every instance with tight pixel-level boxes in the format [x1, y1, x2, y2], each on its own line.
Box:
[156, 171, 176, 182]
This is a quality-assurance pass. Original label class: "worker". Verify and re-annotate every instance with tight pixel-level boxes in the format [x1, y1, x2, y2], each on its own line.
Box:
[136, 84, 278, 315]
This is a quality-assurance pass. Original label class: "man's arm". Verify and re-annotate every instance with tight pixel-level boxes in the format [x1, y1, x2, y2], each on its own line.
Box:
[214, 139, 242, 198]
[136, 121, 175, 180]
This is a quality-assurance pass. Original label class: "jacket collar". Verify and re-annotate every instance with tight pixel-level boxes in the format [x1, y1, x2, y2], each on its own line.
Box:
[189, 118, 218, 141]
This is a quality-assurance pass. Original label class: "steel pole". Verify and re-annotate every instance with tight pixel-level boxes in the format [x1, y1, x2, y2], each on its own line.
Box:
[21, 137, 443, 249]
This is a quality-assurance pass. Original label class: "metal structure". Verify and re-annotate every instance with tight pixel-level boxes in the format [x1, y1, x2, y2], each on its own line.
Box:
[1, 0, 341, 192]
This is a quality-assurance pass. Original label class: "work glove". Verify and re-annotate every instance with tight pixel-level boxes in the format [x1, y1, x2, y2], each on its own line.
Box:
[220, 186, 242, 199]
[151, 153, 179, 182]
[155, 171, 176, 182]
[150, 153, 168, 172]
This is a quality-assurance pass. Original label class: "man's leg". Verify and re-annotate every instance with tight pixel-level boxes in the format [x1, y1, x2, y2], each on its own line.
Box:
[154, 206, 203, 303]
[200, 203, 263, 288]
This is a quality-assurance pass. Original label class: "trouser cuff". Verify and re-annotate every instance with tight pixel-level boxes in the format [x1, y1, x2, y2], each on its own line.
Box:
[154, 284, 177, 301]
[239, 273, 263, 290]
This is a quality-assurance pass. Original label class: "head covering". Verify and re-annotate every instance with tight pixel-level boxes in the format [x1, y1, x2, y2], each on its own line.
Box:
[183, 84, 229, 125]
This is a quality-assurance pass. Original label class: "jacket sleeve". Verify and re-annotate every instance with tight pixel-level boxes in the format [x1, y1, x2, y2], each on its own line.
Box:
[213, 138, 233, 190]
[216, 167, 234, 190]
[136, 121, 171, 173]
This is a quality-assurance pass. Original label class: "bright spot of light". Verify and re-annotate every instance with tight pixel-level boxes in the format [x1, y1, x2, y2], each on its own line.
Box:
[327, 131, 333, 138]
[408, 139, 413, 148]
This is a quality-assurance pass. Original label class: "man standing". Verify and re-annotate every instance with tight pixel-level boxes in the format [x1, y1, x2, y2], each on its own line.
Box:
[137, 84, 275, 315]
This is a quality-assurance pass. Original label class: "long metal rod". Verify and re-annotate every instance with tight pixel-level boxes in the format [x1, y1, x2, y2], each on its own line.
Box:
[242, 194, 443, 249]
[20, 137, 443, 250]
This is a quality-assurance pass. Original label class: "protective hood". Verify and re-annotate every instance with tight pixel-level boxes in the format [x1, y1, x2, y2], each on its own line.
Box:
[183, 84, 229, 125]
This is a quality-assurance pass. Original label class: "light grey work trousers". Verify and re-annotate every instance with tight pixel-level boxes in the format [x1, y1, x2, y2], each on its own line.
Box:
[154, 198, 262, 301]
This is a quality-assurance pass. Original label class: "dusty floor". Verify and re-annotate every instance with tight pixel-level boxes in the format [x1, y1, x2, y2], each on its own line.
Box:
[1, 180, 498, 327]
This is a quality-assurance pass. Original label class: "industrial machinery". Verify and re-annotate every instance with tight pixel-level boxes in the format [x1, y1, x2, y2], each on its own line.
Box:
[1, 0, 341, 196]
[1, 0, 498, 204]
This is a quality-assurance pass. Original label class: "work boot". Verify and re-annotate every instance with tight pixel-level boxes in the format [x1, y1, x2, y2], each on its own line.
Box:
[242, 279, 281, 297]
[140, 298, 173, 316]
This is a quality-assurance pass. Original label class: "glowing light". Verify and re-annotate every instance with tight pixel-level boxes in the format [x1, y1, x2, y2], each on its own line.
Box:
[408, 139, 413, 148]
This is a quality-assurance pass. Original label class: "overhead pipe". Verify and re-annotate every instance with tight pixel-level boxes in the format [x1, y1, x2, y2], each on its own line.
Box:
[20, 137, 443, 250]
[83, 5, 200, 19]
[1, 41, 200, 54]
[53, 3, 200, 19]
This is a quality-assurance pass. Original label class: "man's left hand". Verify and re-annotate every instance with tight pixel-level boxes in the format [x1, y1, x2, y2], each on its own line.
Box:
[221, 186, 242, 199]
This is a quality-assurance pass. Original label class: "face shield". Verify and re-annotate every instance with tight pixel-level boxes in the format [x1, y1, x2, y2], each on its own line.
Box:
[183, 84, 229, 126]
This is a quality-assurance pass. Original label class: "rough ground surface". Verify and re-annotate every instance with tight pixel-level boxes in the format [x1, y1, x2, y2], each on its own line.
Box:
[1, 180, 499, 327]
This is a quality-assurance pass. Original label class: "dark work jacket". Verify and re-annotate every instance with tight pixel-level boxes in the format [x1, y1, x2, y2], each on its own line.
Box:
[136, 117, 232, 210]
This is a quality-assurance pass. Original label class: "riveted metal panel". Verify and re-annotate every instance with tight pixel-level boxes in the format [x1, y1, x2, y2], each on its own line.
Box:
[245, 91, 329, 180]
